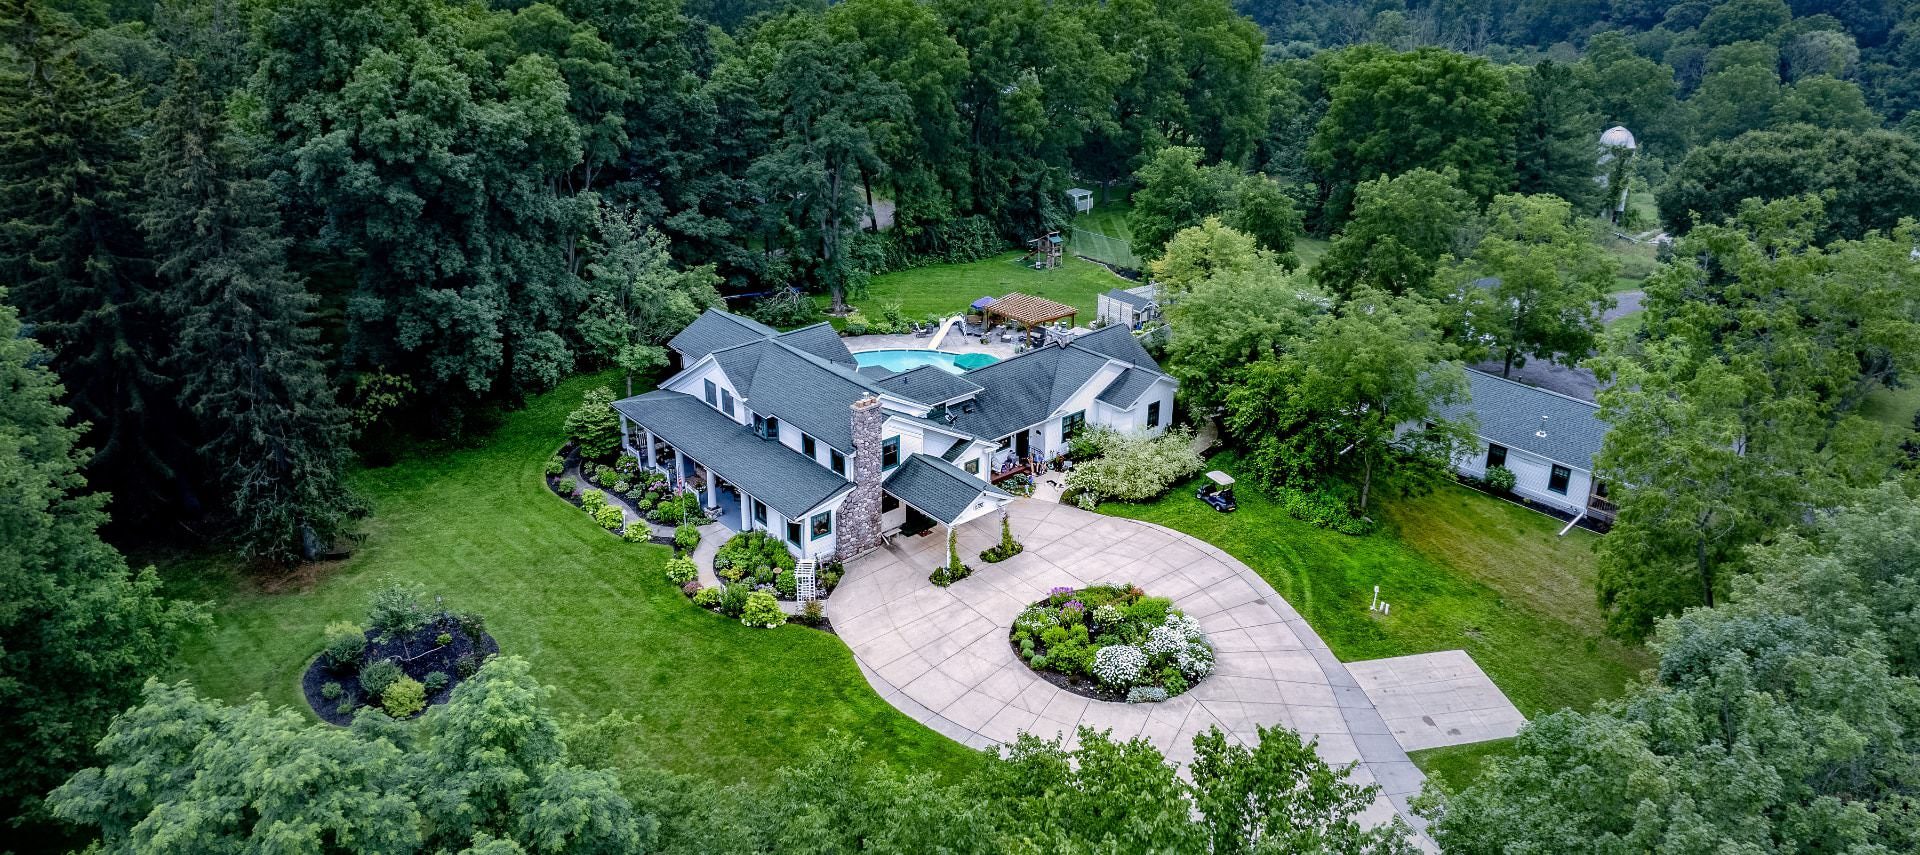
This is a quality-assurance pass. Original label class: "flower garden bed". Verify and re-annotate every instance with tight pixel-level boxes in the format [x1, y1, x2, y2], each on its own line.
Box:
[676, 530, 841, 632]
[301, 585, 499, 725]
[547, 447, 708, 544]
[1010, 584, 1213, 703]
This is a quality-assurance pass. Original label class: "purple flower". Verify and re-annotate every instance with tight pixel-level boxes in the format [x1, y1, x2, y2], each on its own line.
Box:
[1049, 586, 1076, 597]
[1063, 600, 1085, 613]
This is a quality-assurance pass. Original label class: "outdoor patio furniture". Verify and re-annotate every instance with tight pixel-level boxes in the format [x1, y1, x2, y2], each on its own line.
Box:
[914, 322, 933, 337]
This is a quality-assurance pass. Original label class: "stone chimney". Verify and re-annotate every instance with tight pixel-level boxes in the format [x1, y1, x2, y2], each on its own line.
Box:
[837, 394, 885, 560]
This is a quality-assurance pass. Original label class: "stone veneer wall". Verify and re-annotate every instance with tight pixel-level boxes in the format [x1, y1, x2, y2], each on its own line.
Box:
[837, 395, 885, 560]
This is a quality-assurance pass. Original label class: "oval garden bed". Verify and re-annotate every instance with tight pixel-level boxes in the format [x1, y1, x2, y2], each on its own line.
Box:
[1009, 584, 1214, 703]
[302, 585, 500, 725]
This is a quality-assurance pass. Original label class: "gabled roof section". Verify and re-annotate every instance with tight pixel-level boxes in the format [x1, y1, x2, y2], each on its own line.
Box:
[942, 345, 1107, 440]
[1068, 323, 1161, 372]
[1104, 287, 1154, 309]
[1096, 367, 1161, 408]
[875, 365, 982, 406]
[668, 309, 778, 362]
[1435, 369, 1610, 472]
[883, 454, 1010, 526]
[774, 323, 855, 365]
[613, 390, 852, 519]
[708, 339, 879, 453]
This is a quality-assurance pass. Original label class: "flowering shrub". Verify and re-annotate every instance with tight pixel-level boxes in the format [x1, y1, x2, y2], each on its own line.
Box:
[1010, 583, 1211, 700]
[1063, 427, 1204, 507]
[664, 556, 698, 586]
[1092, 645, 1147, 687]
[693, 586, 722, 608]
[581, 491, 607, 513]
[595, 504, 625, 530]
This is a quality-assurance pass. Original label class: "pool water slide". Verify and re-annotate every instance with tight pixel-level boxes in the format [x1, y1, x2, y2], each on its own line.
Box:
[927, 315, 962, 350]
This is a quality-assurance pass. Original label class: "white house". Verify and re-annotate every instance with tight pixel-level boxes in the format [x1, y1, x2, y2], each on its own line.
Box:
[1434, 369, 1614, 523]
[611, 310, 1178, 561]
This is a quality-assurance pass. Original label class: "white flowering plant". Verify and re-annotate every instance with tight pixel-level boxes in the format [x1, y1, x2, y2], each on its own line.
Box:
[1009, 584, 1212, 701]
[1091, 644, 1148, 687]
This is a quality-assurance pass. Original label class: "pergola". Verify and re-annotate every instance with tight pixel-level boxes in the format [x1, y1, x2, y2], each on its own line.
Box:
[983, 293, 1077, 333]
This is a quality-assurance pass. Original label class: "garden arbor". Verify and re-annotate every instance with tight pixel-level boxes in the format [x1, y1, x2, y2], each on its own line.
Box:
[983, 293, 1077, 336]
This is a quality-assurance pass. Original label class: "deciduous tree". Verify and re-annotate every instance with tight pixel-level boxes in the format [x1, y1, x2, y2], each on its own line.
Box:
[1451, 194, 1616, 377]
[1313, 168, 1476, 300]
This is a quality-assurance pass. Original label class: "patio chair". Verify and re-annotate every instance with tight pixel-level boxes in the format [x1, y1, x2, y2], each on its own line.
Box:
[998, 327, 1013, 343]
[914, 321, 933, 337]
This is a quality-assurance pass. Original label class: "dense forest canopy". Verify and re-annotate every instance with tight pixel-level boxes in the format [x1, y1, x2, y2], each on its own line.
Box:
[8, 0, 1920, 849]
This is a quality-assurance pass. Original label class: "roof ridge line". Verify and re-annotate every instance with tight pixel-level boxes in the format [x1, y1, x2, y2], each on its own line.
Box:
[1462, 366, 1600, 411]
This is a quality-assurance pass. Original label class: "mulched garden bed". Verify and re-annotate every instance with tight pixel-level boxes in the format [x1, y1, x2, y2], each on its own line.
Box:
[302, 615, 499, 726]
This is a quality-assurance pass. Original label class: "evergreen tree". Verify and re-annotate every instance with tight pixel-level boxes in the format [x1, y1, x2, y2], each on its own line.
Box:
[0, 292, 202, 834]
[139, 66, 358, 565]
[1511, 60, 1601, 211]
[0, 0, 184, 511]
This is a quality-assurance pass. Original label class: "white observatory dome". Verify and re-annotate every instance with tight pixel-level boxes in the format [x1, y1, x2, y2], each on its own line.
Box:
[1599, 125, 1637, 150]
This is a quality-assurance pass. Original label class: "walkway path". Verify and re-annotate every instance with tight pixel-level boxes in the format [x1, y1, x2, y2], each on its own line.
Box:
[833, 499, 1436, 846]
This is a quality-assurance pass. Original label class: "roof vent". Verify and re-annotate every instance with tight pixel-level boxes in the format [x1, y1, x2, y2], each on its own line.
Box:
[1535, 415, 1549, 439]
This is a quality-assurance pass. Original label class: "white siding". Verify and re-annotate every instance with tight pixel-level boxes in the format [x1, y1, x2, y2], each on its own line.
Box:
[663, 360, 745, 425]
[1454, 440, 1592, 516]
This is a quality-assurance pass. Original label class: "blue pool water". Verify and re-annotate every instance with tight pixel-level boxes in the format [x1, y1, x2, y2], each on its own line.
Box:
[853, 349, 999, 374]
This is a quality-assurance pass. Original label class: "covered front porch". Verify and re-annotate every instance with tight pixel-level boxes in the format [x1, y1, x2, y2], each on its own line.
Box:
[613, 390, 855, 561]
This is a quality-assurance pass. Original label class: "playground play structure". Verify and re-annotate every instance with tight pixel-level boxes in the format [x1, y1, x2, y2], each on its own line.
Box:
[1022, 230, 1063, 270]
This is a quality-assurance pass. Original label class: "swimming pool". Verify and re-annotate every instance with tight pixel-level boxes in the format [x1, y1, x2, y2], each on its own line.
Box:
[853, 349, 999, 375]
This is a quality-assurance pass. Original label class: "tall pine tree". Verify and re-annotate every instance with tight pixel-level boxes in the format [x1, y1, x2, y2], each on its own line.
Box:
[139, 64, 358, 565]
[0, 0, 185, 514]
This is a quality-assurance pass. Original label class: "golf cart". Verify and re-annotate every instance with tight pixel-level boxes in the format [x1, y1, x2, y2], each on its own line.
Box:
[1197, 470, 1237, 513]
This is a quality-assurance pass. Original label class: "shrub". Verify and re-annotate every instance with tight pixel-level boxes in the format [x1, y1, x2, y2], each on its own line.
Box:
[564, 386, 623, 459]
[979, 513, 1024, 562]
[793, 600, 825, 627]
[712, 530, 794, 582]
[321, 681, 343, 701]
[741, 592, 786, 628]
[358, 659, 403, 697]
[455, 611, 486, 640]
[1275, 483, 1373, 535]
[1063, 427, 1204, 505]
[424, 671, 450, 692]
[545, 457, 566, 477]
[720, 583, 752, 618]
[623, 525, 650, 543]
[323, 621, 367, 666]
[615, 455, 639, 474]
[681, 580, 701, 597]
[558, 477, 578, 496]
[613, 480, 631, 494]
[1125, 686, 1170, 704]
[843, 316, 869, 336]
[776, 569, 798, 598]
[693, 585, 722, 608]
[1125, 596, 1172, 624]
[1092, 645, 1148, 688]
[665, 556, 698, 586]
[595, 504, 625, 530]
[454, 654, 479, 678]
[1484, 465, 1517, 492]
[382, 676, 426, 718]
[337, 699, 357, 716]
[435, 632, 453, 646]
[674, 523, 701, 554]
[367, 583, 434, 635]
[581, 490, 607, 512]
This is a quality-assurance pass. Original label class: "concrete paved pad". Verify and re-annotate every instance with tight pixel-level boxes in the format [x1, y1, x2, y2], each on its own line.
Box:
[834, 499, 1438, 847]
[1346, 650, 1527, 752]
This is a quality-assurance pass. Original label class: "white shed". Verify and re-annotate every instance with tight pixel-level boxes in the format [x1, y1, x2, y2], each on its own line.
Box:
[1066, 187, 1094, 214]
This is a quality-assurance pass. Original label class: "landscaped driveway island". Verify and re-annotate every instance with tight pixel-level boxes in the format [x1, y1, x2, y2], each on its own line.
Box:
[832, 499, 1445, 844]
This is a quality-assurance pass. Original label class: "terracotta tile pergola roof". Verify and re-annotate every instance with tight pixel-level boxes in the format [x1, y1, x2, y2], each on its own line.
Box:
[983, 293, 1077, 329]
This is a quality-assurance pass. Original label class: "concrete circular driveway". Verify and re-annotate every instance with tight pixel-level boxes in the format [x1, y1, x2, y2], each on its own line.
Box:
[831, 499, 1430, 838]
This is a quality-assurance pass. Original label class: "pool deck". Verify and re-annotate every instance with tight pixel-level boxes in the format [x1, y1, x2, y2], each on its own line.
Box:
[845, 329, 1021, 361]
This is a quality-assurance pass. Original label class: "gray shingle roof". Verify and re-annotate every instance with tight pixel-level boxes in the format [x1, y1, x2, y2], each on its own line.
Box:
[612, 390, 852, 519]
[875, 365, 983, 406]
[1096, 367, 1160, 407]
[882, 454, 1010, 526]
[1069, 323, 1161, 372]
[945, 344, 1110, 441]
[775, 323, 855, 365]
[1435, 369, 1610, 471]
[707, 339, 879, 454]
[668, 310, 779, 362]
[1105, 287, 1155, 309]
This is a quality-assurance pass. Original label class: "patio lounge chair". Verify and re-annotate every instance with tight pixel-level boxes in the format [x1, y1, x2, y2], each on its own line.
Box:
[998, 327, 1013, 343]
[914, 321, 933, 337]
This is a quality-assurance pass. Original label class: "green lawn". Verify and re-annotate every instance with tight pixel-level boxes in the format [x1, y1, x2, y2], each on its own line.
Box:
[825, 251, 1129, 326]
[1069, 202, 1143, 270]
[1100, 457, 1652, 717]
[156, 371, 982, 785]
[1407, 738, 1516, 791]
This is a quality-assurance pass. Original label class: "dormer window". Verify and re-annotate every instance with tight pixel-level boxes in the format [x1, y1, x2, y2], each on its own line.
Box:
[721, 389, 734, 418]
[882, 436, 900, 470]
[766, 417, 779, 440]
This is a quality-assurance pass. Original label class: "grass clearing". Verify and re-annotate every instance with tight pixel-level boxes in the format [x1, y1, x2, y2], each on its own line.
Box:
[1408, 738, 1516, 791]
[1863, 383, 1920, 431]
[1069, 202, 1142, 270]
[1099, 455, 1651, 716]
[825, 251, 1129, 326]
[155, 371, 983, 785]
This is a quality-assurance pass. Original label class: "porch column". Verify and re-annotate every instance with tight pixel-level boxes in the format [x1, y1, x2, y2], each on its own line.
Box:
[619, 416, 631, 456]
[704, 467, 718, 511]
[644, 428, 657, 470]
